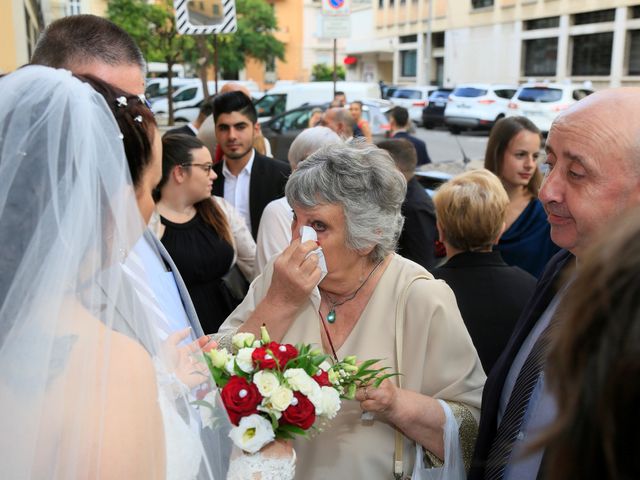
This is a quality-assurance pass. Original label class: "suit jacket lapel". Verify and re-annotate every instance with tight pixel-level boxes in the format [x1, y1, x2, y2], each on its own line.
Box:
[212, 161, 224, 197]
[249, 151, 263, 236]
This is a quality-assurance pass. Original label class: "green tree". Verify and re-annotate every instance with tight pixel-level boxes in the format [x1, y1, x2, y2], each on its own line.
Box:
[311, 63, 346, 81]
[216, 0, 285, 78]
[108, 0, 196, 125]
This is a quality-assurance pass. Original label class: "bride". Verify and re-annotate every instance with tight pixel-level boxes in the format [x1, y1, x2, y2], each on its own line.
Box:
[0, 66, 238, 479]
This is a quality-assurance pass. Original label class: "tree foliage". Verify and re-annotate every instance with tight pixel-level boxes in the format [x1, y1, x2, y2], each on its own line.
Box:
[311, 63, 345, 81]
[216, 0, 285, 77]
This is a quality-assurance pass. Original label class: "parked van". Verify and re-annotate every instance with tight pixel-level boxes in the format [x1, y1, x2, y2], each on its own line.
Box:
[151, 80, 262, 118]
[254, 81, 381, 121]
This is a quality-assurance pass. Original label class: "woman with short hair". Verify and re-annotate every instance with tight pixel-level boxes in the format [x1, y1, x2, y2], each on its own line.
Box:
[484, 116, 560, 277]
[216, 142, 485, 479]
[432, 169, 537, 373]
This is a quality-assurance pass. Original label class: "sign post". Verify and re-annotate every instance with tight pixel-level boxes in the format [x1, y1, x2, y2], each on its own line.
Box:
[321, 0, 351, 96]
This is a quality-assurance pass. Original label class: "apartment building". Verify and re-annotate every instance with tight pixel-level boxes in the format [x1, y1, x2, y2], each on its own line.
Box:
[1, 0, 45, 73]
[370, 0, 640, 88]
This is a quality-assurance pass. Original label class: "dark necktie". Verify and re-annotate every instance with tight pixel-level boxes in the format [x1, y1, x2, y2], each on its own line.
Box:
[484, 320, 556, 480]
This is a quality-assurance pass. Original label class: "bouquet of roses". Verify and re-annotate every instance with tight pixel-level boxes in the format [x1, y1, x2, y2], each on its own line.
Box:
[203, 326, 396, 453]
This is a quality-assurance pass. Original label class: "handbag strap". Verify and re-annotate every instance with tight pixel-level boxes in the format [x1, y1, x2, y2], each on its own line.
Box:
[394, 274, 431, 479]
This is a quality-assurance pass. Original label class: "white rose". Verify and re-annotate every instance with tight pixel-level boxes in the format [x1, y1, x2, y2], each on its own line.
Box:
[318, 360, 332, 372]
[316, 386, 341, 419]
[225, 357, 236, 375]
[235, 347, 255, 374]
[228, 414, 275, 454]
[284, 368, 314, 394]
[253, 370, 279, 397]
[232, 332, 256, 350]
[269, 385, 294, 411]
[207, 348, 230, 369]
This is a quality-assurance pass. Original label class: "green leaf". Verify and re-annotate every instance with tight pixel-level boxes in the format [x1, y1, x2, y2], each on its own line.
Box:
[372, 373, 402, 388]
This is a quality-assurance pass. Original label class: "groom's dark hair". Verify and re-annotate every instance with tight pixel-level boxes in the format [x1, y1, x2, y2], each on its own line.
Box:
[31, 15, 144, 71]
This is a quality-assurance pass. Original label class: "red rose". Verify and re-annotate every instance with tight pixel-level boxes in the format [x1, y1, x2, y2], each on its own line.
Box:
[282, 391, 316, 430]
[312, 370, 331, 387]
[252, 346, 278, 370]
[268, 342, 298, 368]
[220, 376, 262, 425]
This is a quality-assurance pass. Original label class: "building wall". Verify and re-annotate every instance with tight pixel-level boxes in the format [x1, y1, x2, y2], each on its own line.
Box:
[0, 0, 44, 73]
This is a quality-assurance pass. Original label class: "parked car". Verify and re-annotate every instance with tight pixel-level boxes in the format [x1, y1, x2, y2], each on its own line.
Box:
[388, 85, 439, 126]
[421, 88, 453, 129]
[414, 170, 453, 197]
[444, 83, 518, 134]
[507, 82, 593, 133]
[260, 99, 392, 160]
[381, 84, 400, 100]
[152, 80, 262, 121]
[145, 78, 199, 101]
[254, 81, 381, 121]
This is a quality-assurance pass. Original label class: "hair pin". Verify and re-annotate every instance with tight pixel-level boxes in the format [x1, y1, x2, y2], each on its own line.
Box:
[116, 96, 128, 107]
[118, 133, 124, 140]
[134, 115, 143, 123]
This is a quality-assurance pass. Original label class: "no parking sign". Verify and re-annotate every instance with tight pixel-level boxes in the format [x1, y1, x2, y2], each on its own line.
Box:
[322, 0, 350, 16]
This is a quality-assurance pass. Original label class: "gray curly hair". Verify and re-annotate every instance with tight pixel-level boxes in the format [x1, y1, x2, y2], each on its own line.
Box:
[285, 140, 407, 263]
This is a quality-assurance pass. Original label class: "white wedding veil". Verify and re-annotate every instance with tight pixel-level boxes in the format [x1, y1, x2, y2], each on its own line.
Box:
[0, 66, 231, 479]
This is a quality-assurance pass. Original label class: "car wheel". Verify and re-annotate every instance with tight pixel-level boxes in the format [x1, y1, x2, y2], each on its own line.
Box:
[423, 122, 434, 130]
[448, 126, 461, 135]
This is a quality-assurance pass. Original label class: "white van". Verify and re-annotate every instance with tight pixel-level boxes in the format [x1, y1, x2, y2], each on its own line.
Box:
[152, 80, 262, 118]
[254, 81, 381, 121]
[145, 78, 199, 101]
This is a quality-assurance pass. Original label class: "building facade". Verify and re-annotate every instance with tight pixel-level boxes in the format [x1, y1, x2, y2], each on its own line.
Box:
[1, 0, 45, 73]
[366, 0, 640, 88]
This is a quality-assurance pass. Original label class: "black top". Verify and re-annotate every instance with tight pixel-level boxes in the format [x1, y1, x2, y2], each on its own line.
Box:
[160, 213, 234, 334]
[397, 177, 438, 270]
[432, 250, 537, 374]
[392, 131, 432, 165]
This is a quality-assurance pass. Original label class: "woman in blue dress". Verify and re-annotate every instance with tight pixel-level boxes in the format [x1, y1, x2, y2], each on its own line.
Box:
[484, 117, 560, 277]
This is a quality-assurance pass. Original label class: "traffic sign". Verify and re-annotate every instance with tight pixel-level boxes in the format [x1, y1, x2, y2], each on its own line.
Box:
[322, 0, 350, 16]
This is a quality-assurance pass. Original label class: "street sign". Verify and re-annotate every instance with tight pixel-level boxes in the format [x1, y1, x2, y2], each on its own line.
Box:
[174, 0, 237, 35]
[322, 0, 350, 16]
[321, 15, 351, 38]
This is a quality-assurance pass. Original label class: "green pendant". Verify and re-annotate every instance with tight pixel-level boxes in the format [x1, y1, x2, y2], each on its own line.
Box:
[327, 309, 336, 323]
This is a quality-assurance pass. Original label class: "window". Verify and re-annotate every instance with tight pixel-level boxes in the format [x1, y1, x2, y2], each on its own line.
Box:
[517, 87, 563, 103]
[632, 6, 640, 19]
[571, 32, 613, 75]
[174, 87, 198, 102]
[67, 0, 81, 15]
[432, 32, 445, 48]
[400, 34, 417, 44]
[629, 30, 640, 75]
[494, 89, 516, 99]
[573, 9, 615, 25]
[452, 87, 487, 97]
[401, 50, 417, 77]
[524, 16, 559, 30]
[523, 37, 557, 76]
[471, 0, 493, 9]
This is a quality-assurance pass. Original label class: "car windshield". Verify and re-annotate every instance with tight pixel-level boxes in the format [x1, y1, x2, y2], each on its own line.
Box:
[393, 89, 423, 100]
[255, 94, 286, 117]
[429, 90, 451, 100]
[452, 87, 488, 97]
[517, 87, 563, 103]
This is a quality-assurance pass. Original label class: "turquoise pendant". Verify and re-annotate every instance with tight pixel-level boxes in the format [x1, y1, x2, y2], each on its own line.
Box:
[327, 309, 336, 323]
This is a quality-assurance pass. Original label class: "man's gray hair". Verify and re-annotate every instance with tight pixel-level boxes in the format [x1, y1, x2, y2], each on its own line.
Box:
[31, 15, 145, 70]
[288, 126, 341, 169]
[286, 141, 407, 262]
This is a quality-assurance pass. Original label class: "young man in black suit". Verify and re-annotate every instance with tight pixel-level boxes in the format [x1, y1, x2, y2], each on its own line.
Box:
[212, 91, 290, 239]
[388, 106, 431, 165]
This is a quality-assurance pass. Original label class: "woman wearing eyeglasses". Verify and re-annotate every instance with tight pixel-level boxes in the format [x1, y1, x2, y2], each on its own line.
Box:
[152, 133, 256, 333]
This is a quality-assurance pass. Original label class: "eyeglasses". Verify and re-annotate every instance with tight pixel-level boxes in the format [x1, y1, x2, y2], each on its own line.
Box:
[181, 162, 214, 173]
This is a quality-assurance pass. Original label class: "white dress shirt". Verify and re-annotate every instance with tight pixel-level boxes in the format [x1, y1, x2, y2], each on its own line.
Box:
[222, 150, 255, 231]
[255, 196, 293, 274]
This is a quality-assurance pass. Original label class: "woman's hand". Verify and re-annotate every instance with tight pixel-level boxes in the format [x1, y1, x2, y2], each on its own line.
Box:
[355, 378, 400, 422]
[266, 238, 322, 311]
[162, 328, 212, 389]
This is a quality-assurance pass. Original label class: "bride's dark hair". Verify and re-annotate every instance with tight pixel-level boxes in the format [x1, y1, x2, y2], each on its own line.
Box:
[76, 74, 156, 187]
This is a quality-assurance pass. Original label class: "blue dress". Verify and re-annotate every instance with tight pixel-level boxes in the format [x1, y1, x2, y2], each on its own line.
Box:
[495, 199, 560, 278]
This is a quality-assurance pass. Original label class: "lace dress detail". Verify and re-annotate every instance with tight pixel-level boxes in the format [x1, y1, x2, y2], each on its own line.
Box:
[227, 447, 296, 480]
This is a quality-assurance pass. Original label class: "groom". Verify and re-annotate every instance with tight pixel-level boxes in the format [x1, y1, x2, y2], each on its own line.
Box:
[31, 15, 205, 342]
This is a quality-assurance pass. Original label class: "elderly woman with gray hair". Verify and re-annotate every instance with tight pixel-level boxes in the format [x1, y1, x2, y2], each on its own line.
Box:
[254, 126, 341, 274]
[216, 142, 485, 480]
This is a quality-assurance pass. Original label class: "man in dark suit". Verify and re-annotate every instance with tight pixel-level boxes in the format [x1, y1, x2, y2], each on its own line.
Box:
[388, 106, 431, 165]
[165, 96, 214, 137]
[378, 138, 438, 270]
[469, 88, 640, 480]
[212, 91, 290, 239]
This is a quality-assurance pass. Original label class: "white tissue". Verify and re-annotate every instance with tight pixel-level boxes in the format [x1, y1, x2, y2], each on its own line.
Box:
[300, 226, 328, 282]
